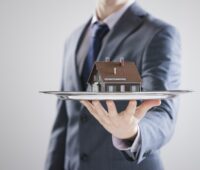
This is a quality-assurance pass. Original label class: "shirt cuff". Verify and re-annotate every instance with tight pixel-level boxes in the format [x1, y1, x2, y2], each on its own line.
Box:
[112, 126, 140, 152]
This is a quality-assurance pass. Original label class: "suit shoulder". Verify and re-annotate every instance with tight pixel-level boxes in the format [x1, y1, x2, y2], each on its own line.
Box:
[144, 14, 180, 36]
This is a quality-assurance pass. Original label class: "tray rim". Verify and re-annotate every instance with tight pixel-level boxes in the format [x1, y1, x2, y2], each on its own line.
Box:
[40, 90, 192, 100]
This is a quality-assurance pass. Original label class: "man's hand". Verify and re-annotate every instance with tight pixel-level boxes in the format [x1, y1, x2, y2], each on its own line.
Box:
[80, 100, 161, 140]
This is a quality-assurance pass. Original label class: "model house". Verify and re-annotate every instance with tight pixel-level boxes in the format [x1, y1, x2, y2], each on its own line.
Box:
[87, 58, 142, 92]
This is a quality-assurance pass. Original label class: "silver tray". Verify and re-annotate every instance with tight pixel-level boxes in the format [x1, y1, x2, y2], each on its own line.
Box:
[40, 90, 192, 100]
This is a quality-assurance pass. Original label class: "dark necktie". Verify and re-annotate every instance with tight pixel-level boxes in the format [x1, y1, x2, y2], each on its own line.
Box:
[81, 22, 109, 89]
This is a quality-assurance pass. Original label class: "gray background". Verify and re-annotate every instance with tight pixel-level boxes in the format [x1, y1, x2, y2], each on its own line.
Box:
[0, 0, 199, 170]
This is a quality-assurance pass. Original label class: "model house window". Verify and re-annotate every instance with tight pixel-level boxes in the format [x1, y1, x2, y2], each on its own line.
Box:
[131, 85, 137, 92]
[108, 85, 113, 92]
[107, 85, 117, 92]
[120, 85, 125, 92]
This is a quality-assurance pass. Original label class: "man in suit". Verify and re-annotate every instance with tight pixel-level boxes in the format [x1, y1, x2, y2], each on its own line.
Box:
[45, 0, 181, 169]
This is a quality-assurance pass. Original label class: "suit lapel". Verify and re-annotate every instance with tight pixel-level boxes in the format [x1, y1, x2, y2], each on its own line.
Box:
[66, 19, 92, 112]
[97, 3, 147, 61]
[69, 18, 92, 91]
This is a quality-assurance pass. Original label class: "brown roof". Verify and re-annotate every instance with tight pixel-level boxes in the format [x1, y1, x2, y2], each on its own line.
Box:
[88, 61, 142, 84]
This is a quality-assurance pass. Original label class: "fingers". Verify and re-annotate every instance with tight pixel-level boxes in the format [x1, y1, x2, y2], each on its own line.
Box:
[106, 100, 117, 117]
[92, 100, 110, 124]
[125, 100, 137, 115]
[80, 100, 95, 113]
[81, 99, 161, 126]
[135, 99, 161, 120]
[80, 100, 100, 121]
[81, 100, 110, 125]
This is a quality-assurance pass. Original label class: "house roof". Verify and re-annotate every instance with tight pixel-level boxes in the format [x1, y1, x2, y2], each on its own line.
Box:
[88, 61, 142, 84]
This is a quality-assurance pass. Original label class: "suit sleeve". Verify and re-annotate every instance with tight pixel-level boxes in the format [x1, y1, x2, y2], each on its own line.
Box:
[45, 41, 69, 170]
[123, 25, 181, 163]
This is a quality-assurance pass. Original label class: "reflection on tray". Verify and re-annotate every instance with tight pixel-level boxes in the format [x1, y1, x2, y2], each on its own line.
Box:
[40, 90, 192, 101]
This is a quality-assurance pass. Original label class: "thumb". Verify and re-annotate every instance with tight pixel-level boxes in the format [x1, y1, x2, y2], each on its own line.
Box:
[134, 100, 161, 120]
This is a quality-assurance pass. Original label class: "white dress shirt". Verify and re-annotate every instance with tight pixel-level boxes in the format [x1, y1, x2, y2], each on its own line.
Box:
[77, 0, 140, 154]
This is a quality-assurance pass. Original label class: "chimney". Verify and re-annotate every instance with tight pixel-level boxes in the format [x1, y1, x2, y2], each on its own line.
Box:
[114, 67, 117, 75]
[105, 57, 110, 62]
[120, 57, 124, 66]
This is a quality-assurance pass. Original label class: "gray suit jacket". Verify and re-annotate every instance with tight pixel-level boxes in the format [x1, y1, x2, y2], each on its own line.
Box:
[45, 3, 181, 170]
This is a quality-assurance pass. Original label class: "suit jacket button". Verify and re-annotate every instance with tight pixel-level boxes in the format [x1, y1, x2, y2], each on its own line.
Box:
[80, 153, 89, 161]
[80, 115, 88, 123]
